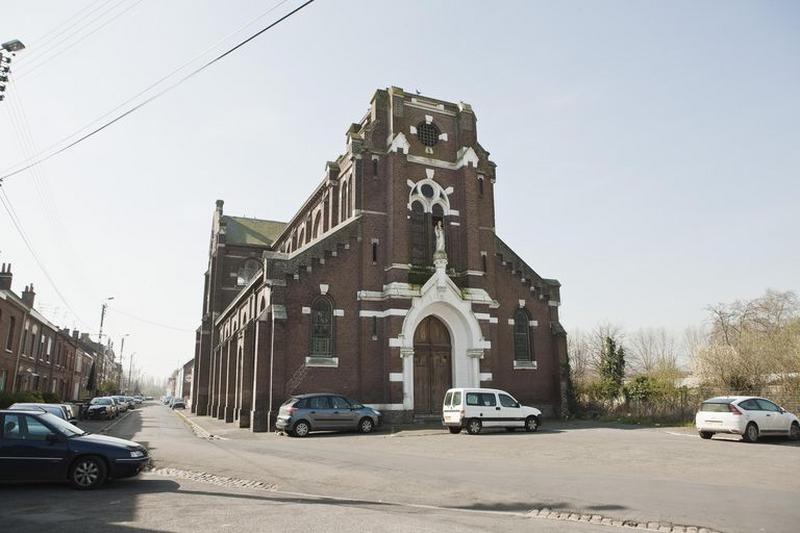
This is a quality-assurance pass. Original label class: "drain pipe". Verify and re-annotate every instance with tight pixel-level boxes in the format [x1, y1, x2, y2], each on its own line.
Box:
[267, 309, 275, 431]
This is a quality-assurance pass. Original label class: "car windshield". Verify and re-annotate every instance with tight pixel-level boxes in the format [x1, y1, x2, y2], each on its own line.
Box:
[41, 413, 85, 437]
[91, 398, 111, 405]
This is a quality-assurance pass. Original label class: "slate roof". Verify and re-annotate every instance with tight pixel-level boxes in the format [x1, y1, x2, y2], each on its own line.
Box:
[223, 216, 287, 247]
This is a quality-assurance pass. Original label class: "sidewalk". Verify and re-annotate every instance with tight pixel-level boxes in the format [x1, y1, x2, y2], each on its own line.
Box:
[176, 407, 453, 440]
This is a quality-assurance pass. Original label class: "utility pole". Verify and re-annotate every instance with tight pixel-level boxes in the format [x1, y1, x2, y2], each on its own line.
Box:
[128, 352, 136, 394]
[96, 297, 113, 393]
[118, 334, 129, 392]
[97, 297, 114, 344]
[0, 39, 25, 104]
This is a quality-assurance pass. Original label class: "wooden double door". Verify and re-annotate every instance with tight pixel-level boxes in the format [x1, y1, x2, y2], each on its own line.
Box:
[413, 316, 452, 415]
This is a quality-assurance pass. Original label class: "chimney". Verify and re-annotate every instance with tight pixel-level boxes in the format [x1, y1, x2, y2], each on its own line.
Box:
[21, 283, 35, 308]
[72, 330, 80, 340]
[80, 333, 91, 343]
[215, 199, 224, 214]
[0, 263, 12, 290]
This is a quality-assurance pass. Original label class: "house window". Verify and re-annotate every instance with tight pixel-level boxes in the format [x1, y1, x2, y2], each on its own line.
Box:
[310, 297, 334, 356]
[5, 316, 14, 350]
[513, 309, 532, 362]
[478, 177, 484, 196]
[372, 158, 378, 176]
[481, 254, 487, 273]
[371, 241, 378, 263]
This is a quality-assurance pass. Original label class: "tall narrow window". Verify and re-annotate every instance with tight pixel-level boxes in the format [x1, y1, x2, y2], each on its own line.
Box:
[6, 316, 15, 350]
[409, 201, 427, 266]
[481, 254, 487, 273]
[478, 177, 484, 196]
[372, 158, 378, 176]
[371, 241, 378, 263]
[310, 297, 334, 356]
[341, 181, 350, 222]
[372, 316, 378, 338]
[513, 309, 532, 362]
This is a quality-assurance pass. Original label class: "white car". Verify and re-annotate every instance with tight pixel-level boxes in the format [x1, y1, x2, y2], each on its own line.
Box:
[695, 396, 800, 443]
[442, 387, 541, 435]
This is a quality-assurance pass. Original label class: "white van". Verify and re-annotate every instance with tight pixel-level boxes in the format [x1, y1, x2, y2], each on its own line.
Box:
[442, 388, 542, 434]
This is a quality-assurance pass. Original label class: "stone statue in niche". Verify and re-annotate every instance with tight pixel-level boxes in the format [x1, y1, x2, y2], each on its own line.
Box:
[434, 220, 446, 255]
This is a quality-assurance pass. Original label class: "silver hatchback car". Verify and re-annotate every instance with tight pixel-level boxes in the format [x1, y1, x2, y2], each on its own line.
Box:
[276, 393, 382, 437]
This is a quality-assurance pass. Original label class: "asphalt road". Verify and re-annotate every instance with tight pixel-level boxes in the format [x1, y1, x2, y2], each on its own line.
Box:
[2, 404, 798, 532]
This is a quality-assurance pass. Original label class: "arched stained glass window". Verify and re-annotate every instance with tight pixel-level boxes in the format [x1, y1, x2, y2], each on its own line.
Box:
[310, 297, 334, 356]
[513, 309, 532, 362]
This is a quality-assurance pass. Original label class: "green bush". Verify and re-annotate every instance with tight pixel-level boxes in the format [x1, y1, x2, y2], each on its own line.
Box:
[0, 391, 45, 409]
[41, 392, 62, 404]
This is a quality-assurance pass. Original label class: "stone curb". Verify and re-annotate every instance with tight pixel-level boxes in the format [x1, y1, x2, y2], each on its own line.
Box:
[149, 464, 722, 533]
[172, 408, 224, 440]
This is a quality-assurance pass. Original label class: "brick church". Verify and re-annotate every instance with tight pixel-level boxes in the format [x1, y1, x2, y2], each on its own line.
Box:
[191, 87, 567, 430]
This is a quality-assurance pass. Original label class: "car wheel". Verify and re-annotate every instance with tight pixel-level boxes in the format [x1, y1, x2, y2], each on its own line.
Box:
[292, 420, 311, 438]
[69, 456, 107, 490]
[789, 422, 800, 441]
[699, 431, 713, 440]
[358, 417, 375, 434]
[743, 422, 759, 443]
[525, 416, 539, 433]
[466, 419, 482, 435]
[448, 426, 462, 434]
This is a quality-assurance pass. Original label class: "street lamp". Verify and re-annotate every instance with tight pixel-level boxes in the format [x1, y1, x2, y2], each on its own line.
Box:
[0, 39, 25, 103]
[1, 40, 25, 53]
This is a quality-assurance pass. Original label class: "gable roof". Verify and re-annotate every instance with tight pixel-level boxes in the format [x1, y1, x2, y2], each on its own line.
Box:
[223, 216, 287, 247]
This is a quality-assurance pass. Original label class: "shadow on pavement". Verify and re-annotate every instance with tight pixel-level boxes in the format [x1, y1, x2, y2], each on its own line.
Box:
[0, 478, 181, 533]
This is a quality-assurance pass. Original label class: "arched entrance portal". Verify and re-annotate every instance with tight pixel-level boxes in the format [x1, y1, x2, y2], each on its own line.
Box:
[413, 316, 452, 414]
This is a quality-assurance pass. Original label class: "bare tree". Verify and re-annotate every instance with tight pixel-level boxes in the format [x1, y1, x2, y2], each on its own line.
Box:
[628, 328, 679, 377]
[693, 290, 800, 390]
[567, 328, 593, 384]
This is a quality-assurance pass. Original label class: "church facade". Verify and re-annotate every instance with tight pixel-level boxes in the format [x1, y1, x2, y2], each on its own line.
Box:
[191, 87, 568, 430]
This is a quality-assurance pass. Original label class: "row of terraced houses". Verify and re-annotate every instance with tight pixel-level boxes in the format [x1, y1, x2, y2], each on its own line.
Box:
[0, 263, 120, 400]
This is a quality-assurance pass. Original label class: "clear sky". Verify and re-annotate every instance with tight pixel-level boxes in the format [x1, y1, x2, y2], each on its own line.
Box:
[1, 1, 798, 378]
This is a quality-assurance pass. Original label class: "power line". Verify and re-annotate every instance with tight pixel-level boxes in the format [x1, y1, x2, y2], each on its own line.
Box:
[108, 307, 195, 333]
[16, 0, 145, 80]
[24, 0, 111, 53]
[1, 0, 291, 177]
[0, 0, 316, 183]
[0, 186, 87, 328]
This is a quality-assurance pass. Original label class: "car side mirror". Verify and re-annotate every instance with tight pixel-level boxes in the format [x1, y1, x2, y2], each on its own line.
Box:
[780, 408, 786, 414]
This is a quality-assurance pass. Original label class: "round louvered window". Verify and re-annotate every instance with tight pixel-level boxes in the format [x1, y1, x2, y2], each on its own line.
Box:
[417, 122, 440, 147]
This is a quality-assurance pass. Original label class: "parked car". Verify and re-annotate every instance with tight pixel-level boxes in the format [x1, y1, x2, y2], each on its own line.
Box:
[61, 404, 79, 422]
[0, 408, 149, 489]
[124, 396, 136, 409]
[86, 397, 116, 420]
[111, 396, 129, 413]
[162, 396, 173, 405]
[133, 396, 143, 405]
[170, 398, 185, 409]
[442, 388, 542, 435]
[695, 396, 800, 442]
[9, 403, 73, 422]
[276, 393, 382, 437]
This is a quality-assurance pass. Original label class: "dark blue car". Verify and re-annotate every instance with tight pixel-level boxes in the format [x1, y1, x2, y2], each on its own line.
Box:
[0, 409, 149, 489]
